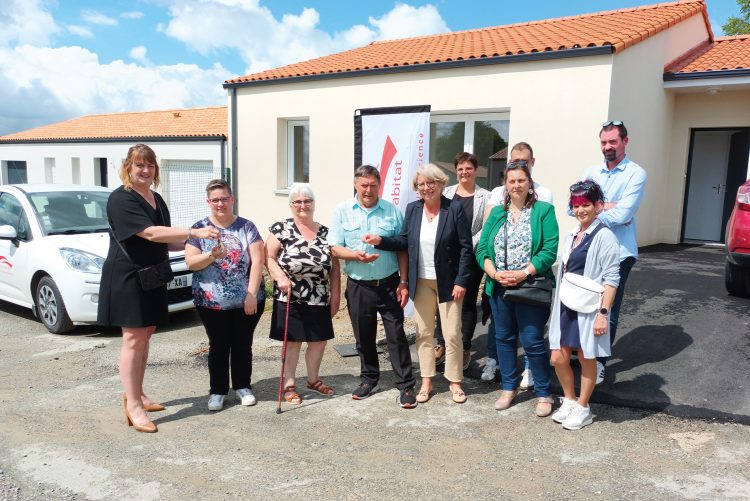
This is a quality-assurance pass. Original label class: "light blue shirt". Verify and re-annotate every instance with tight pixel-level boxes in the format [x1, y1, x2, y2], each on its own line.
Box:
[329, 197, 403, 280]
[582, 156, 647, 260]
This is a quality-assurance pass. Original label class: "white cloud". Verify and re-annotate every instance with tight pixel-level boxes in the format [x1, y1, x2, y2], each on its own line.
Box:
[160, 1, 450, 75]
[0, 0, 60, 48]
[66, 25, 93, 38]
[120, 11, 144, 20]
[81, 10, 118, 26]
[129, 45, 148, 64]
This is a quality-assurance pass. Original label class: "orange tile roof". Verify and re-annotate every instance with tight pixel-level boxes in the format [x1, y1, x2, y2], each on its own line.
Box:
[665, 35, 750, 73]
[0, 106, 227, 142]
[226, 0, 710, 85]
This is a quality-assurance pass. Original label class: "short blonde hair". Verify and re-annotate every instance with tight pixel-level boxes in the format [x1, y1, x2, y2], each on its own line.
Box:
[120, 144, 160, 190]
[411, 163, 449, 191]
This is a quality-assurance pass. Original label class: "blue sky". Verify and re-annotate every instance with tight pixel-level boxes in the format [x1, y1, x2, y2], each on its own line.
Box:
[0, 0, 741, 135]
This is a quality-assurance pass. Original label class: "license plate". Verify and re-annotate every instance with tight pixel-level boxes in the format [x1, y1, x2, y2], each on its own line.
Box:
[167, 274, 192, 290]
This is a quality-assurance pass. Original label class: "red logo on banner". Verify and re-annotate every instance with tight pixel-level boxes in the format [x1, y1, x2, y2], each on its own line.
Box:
[378, 136, 398, 197]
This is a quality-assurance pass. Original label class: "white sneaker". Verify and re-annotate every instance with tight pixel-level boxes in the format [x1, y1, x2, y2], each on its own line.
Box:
[552, 397, 577, 423]
[236, 388, 257, 406]
[207, 394, 225, 411]
[562, 403, 593, 430]
[481, 358, 497, 382]
[519, 368, 534, 389]
[596, 361, 605, 385]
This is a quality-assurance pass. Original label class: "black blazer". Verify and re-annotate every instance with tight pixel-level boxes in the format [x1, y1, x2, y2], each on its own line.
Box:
[378, 196, 472, 303]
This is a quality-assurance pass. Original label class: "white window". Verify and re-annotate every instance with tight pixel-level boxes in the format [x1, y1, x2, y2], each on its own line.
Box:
[159, 159, 218, 228]
[72, 158, 81, 184]
[286, 119, 309, 186]
[430, 113, 510, 190]
[2, 161, 27, 184]
[44, 158, 55, 183]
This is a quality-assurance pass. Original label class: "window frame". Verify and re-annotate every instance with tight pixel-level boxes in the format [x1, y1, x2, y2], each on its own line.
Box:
[285, 119, 309, 189]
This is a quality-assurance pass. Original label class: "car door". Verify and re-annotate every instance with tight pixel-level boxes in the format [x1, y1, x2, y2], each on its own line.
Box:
[0, 193, 33, 304]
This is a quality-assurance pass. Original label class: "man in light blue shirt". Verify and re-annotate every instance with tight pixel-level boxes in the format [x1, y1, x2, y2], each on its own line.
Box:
[581, 121, 647, 384]
[330, 165, 416, 408]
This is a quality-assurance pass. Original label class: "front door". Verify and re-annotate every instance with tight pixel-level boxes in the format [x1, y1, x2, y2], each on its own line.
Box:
[682, 129, 750, 243]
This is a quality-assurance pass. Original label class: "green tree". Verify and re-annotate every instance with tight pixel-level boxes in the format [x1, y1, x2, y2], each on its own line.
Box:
[723, 0, 750, 35]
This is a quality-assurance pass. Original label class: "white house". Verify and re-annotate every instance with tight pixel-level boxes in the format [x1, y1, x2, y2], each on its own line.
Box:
[223, 0, 750, 247]
[0, 106, 228, 227]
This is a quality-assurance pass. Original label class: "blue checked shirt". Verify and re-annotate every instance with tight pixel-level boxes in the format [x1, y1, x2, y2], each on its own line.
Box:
[582, 156, 647, 260]
[329, 197, 403, 280]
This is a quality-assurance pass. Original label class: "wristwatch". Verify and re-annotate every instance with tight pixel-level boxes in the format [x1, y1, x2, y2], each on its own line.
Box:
[598, 307, 609, 316]
[399, 280, 408, 285]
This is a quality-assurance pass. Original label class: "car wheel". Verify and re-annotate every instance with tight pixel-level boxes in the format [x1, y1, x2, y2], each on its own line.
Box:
[36, 276, 74, 334]
[725, 260, 750, 298]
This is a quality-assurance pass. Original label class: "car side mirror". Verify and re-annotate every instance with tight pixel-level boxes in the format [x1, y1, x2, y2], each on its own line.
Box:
[0, 225, 19, 246]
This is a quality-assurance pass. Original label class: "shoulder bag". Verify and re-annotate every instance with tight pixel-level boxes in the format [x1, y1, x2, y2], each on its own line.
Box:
[500, 218, 553, 307]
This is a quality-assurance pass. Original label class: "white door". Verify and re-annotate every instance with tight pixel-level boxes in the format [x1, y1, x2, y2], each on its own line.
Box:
[683, 131, 732, 242]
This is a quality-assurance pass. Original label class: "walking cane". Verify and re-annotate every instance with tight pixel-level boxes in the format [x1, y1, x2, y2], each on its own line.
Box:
[275, 295, 291, 414]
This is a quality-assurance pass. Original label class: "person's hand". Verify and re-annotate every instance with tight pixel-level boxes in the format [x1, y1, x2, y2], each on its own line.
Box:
[276, 276, 292, 295]
[603, 202, 617, 211]
[396, 283, 409, 307]
[194, 226, 220, 240]
[362, 234, 382, 246]
[330, 295, 340, 318]
[452, 285, 466, 301]
[497, 270, 526, 287]
[355, 250, 380, 263]
[210, 241, 227, 260]
[243, 292, 257, 315]
[594, 313, 608, 336]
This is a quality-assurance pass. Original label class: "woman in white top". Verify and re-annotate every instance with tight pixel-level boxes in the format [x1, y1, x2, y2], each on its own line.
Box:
[548, 180, 620, 430]
[364, 164, 473, 404]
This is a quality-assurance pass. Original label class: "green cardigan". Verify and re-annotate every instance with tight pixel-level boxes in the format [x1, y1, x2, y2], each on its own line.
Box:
[476, 201, 559, 296]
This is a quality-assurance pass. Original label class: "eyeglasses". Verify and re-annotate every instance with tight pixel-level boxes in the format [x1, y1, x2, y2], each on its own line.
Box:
[290, 199, 314, 207]
[570, 180, 597, 192]
[416, 180, 437, 190]
[208, 196, 232, 205]
[506, 160, 528, 170]
[602, 120, 624, 127]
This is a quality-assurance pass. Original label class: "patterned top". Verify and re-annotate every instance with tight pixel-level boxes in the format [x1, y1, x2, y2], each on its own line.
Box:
[494, 207, 532, 271]
[270, 218, 333, 305]
[187, 216, 265, 310]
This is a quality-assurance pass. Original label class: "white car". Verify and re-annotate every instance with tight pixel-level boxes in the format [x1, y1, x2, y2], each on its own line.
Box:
[0, 184, 194, 333]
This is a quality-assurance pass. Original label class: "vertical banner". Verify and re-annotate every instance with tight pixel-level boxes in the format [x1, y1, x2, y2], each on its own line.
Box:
[354, 105, 431, 214]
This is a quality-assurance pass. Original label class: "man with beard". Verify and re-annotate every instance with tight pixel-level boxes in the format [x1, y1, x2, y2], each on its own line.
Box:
[580, 121, 647, 385]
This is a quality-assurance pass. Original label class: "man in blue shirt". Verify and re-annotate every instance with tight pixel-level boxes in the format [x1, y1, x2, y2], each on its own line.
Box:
[330, 165, 417, 408]
[581, 121, 647, 385]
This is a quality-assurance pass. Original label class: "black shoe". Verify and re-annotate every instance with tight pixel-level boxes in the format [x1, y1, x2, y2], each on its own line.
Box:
[352, 382, 379, 400]
[398, 387, 417, 409]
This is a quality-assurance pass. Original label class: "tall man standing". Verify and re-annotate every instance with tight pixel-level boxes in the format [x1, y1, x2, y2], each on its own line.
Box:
[582, 121, 647, 385]
[329, 165, 417, 408]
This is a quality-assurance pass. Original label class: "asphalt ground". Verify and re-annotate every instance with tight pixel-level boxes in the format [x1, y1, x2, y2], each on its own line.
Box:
[462, 244, 750, 424]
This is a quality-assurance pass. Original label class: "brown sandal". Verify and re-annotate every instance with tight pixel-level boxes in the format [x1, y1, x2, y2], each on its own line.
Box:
[283, 386, 302, 404]
[306, 379, 334, 396]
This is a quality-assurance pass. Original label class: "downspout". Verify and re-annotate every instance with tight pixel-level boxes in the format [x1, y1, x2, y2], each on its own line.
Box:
[230, 87, 238, 215]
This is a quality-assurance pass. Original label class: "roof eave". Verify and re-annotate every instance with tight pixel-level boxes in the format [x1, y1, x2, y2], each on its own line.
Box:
[0, 135, 227, 145]
[663, 69, 750, 81]
[223, 46, 615, 89]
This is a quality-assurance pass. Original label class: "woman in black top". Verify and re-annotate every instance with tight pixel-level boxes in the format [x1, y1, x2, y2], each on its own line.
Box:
[98, 144, 219, 433]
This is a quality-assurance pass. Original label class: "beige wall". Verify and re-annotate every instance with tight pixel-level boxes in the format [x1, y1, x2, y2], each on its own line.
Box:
[233, 56, 614, 239]
[607, 13, 709, 247]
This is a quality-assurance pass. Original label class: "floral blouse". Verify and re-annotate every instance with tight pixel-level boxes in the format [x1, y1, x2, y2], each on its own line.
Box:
[188, 216, 264, 310]
[270, 218, 333, 305]
[494, 207, 532, 271]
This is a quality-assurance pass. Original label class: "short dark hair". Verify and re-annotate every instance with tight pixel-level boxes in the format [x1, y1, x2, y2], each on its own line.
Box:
[205, 178, 232, 197]
[453, 152, 478, 169]
[510, 142, 534, 159]
[354, 164, 380, 183]
[600, 123, 628, 140]
[568, 179, 606, 210]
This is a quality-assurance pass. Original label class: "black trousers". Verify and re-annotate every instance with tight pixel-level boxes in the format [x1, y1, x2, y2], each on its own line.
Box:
[345, 273, 415, 390]
[197, 301, 265, 395]
[435, 258, 484, 350]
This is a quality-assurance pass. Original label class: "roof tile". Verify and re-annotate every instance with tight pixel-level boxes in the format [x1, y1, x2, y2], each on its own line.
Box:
[665, 35, 750, 73]
[0, 106, 227, 142]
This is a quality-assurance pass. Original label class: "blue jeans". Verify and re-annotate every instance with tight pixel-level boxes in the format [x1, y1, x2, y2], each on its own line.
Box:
[489, 289, 551, 397]
[598, 256, 636, 365]
[487, 317, 529, 371]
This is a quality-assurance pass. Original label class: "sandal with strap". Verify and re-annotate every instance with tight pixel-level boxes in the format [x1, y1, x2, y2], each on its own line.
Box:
[283, 386, 302, 405]
[306, 379, 334, 396]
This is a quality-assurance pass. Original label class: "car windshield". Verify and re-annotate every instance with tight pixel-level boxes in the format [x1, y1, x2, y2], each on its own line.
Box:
[27, 191, 111, 235]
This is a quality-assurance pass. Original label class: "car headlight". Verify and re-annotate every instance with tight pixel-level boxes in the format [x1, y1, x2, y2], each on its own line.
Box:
[59, 247, 105, 273]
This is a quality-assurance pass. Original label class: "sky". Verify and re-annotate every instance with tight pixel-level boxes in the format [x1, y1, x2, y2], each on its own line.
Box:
[0, 0, 742, 136]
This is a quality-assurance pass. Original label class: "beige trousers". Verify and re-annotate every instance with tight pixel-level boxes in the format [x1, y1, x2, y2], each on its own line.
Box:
[413, 278, 464, 382]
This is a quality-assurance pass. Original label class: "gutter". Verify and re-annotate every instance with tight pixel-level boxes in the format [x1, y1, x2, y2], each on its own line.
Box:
[230, 87, 238, 215]
[223, 46, 615, 89]
[663, 69, 750, 81]
[0, 135, 226, 145]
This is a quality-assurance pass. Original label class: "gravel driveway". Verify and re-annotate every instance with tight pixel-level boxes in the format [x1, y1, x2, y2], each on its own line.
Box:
[0, 300, 748, 500]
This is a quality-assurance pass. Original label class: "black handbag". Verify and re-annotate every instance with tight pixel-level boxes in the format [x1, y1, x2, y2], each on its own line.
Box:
[500, 218, 553, 307]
